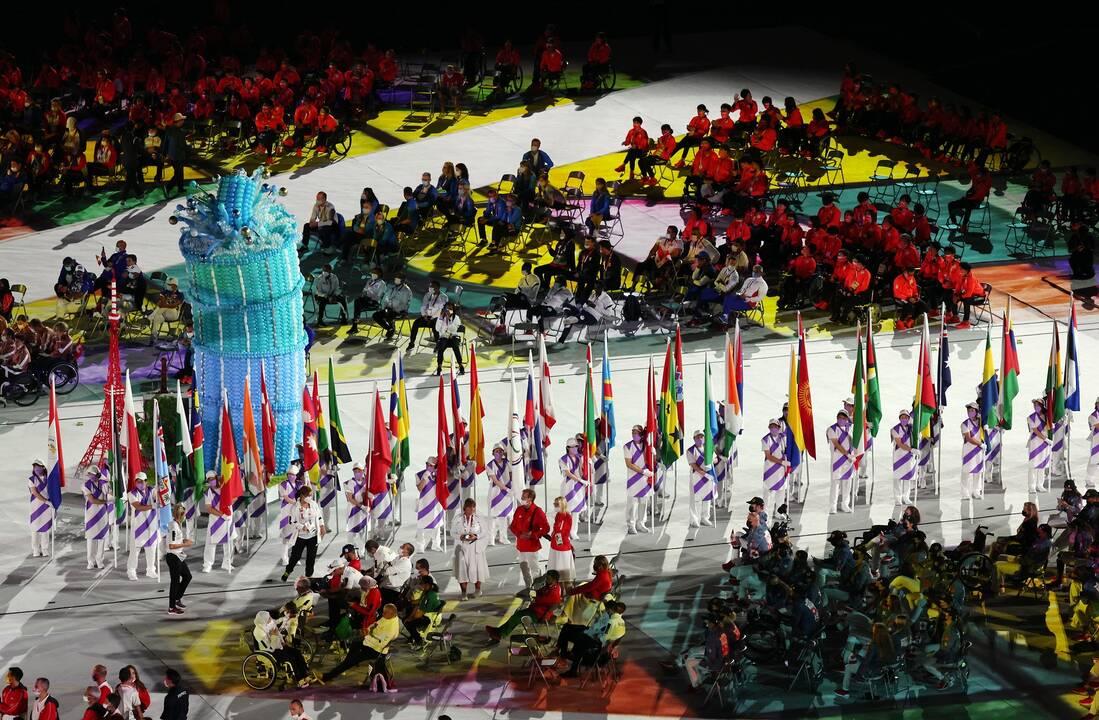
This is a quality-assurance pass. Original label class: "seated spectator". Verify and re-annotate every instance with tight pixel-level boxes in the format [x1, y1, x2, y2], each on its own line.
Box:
[404, 575, 444, 647]
[88, 131, 119, 186]
[393, 187, 420, 237]
[598, 240, 622, 291]
[1068, 224, 1095, 281]
[779, 246, 818, 311]
[490, 262, 541, 315]
[300, 191, 338, 253]
[522, 138, 554, 177]
[312, 264, 346, 326]
[409, 280, 448, 348]
[538, 38, 564, 91]
[780, 97, 806, 153]
[586, 178, 612, 233]
[412, 172, 437, 212]
[349, 269, 387, 334]
[254, 103, 286, 162]
[721, 264, 768, 323]
[318, 604, 401, 685]
[490, 41, 521, 101]
[341, 198, 379, 261]
[372, 210, 399, 261]
[444, 182, 476, 231]
[682, 138, 717, 199]
[684, 253, 720, 321]
[433, 302, 464, 375]
[314, 107, 338, 154]
[559, 281, 615, 343]
[947, 164, 992, 233]
[0, 327, 31, 381]
[947, 262, 985, 329]
[536, 227, 577, 288]
[252, 611, 311, 687]
[24, 142, 52, 191]
[373, 274, 413, 342]
[733, 89, 758, 132]
[632, 226, 682, 291]
[143, 127, 163, 183]
[348, 576, 383, 632]
[60, 149, 87, 197]
[673, 104, 711, 167]
[486, 570, 563, 643]
[615, 116, 649, 179]
[437, 65, 465, 114]
[892, 268, 925, 330]
[531, 173, 566, 221]
[639, 124, 676, 186]
[531, 284, 575, 333]
[830, 257, 872, 325]
[288, 99, 319, 155]
[150, 278, 184, 343]
[0, 159, 27, 206]
[558, 600, 626, 678]
[580, 33, 612, 92]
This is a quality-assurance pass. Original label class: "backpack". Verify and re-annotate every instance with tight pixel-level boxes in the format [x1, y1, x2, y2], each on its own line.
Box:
[622, 294, 645, 323]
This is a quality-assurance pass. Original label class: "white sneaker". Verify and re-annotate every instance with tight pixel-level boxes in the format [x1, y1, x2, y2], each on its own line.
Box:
[127, 572, 139, 581]
[202, 566, 212, 573]
[637, 524, 650, 533]
[626, 526, 636, 535]
[146, 571, 159, 579]
[840, 505, 853, 513]
[87, 562, 95, 570]
[701, 519, 715, 527]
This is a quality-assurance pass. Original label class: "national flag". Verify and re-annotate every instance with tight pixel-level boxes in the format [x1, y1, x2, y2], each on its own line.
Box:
[995, 300, 1021, 430]
[524, 352, 545, 482]
[46, 378, 64, 510]
[120, 370, 142, 491]
[785, 346, 804, 473]
[450, 366, 467, 466]
[645, 356, 657, 482]
[600, 335, 617, 450]
[704, 360, 717, 466]
[979, 325, 999, 444]
[658, 340, 683, 466]
[866, 323, 882, 437]
[368, 388, 391, 495]
[190, 383, 205, 497]
[312, 372, 329, 459]
[1046, 319, 1066, 435]
[507, 369, 525, 488]
[912, 315, 939, 444]
[259, 365, 276, 475]
[389, 355, 411, 472]
[937, 325, 953, 408]
[217, 390, 244, 514]
[109, 406, 125, 524]
[302, 385, 320, 482]
[582, 344, 598, 480]
[327, 359, 352, 464]
[468, 344, 487, 473]
[851, 326, 867, 468]
[722, 328, 744, 455]
[674, 325, 686, 432]
[538, 334, 557, 443]
[1066, 299, 1081, 412]
[152, 400, 172, 532]
[435, 376, 450, 507]
[796, 314, 816, 459]
[174, 382, 194, 501]
[241, 374, 262, 482]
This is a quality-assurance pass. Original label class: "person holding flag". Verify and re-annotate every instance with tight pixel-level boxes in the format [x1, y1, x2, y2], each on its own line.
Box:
[345, 462, 369, 548]
[127, 471, 160, 580]
[623, 424, 653, 534]
[827, 410, 855, 514]
[1027, 398, 1052, 493]
[415, 457, 444, 552]
[761, 419, 789, 516]
[317, 460, 338, 533]
[718, 326, 745, 510]
[595, 338, 616, 509]
[978, 326, 1002, 488]
[174, 383, 197, 542]
[1087, 397, 1099, 489]
[960, 402, 985, 500]
[202, 469, 234, 573]
[83, 466, 111, 569]
[891, 410, 917, 505]
[27, 459, 54, 558]
[560, 437, 589, 525]
[523, 353, 545, 487]
[277, 464, 306, 565]
[367, 387, 395, 530]
[486, 444, 516, 545]
[686, 430, 716, 528]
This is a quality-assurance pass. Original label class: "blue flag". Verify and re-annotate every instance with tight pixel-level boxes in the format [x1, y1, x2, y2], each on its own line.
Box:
[153, 401, 173, 532]
[600, 337, 617, 450]
[937, 327, 952, 408]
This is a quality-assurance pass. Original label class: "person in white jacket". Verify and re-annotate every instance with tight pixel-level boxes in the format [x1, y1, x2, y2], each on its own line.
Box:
[559, 281, 616, 342]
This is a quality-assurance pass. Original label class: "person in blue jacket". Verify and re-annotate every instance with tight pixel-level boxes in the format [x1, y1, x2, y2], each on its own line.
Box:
[586, 177, 611, 233]
[522, 138, 554, 177]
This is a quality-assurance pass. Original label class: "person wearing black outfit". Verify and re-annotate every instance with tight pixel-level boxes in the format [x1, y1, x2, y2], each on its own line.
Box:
[161, 668, 189, 720]
[598, 240, 622, 291]
[165, 505, 193, 615]
[536, 228, 577, 288]
[574, 235, 601, 304]
[161, 114, 189, 198]
[118, 128, 145, 200]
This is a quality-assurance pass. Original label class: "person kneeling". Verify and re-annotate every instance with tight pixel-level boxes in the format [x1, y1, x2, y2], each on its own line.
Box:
[318, 604, 401, 689]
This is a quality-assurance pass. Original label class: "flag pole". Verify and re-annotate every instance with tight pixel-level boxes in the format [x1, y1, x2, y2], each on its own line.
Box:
[936, 304, 945, 496]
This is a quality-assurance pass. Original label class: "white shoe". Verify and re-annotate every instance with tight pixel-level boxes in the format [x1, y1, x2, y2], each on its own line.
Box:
[146, 571, 159, 579]
[223, 565, 234, 572]
[701, 519, 715, 527]
[127, 572, 139, 581]
[202, 566, 212, 573]
[637, 524, 650, 533]
[839, 505, 853, 513]
[87, 562, 94, 570]
[626, 526, 636, 535]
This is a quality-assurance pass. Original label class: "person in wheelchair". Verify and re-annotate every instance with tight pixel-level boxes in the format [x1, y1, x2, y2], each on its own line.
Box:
[556, 599, 626, 678]
[485, 569, 563, 644]
[489, 41, 521, 103]
[0, 327, 30, 384]
[779, 246, 817, 311]
[830, 256, 871, 325]
[580, 33, 612, 92]
[252, 610, 311, 688]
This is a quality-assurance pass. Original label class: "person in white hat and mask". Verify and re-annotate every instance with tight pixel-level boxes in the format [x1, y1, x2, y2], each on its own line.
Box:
[415, 457, 444, 552]
[278, 464, 306, 564]
[1088, 397, 1099, 489]
[960, 401, 985, 500]
[760, 419, 788, 517]
[843, 397, 871, 482]
[345, 462, 369, 548]
[559, 437, 589, 524]
[891, 409, 917, 505]
[827, 409, 855, 513]
[485, 443, 515, 545]
[127, 471, 160, 579]
[686, 430, 715, 527]
[83, 466, 111, 568]
[623, 424, 653, 534]
[203, 469, 235, 572]
[28, 459, 53, 558]
[1026, 398, 1052, 493]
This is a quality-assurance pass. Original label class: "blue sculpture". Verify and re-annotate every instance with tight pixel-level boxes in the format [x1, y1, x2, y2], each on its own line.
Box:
[174, 169, 305, 473]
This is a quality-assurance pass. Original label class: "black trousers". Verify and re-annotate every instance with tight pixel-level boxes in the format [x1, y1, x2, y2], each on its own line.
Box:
[165, 160, 185, 193]
[322, 642, 383, 682]
[165, 553, 192, 608]
[535, 263, 569, 287]
[436, 336, 464, 370]
[639, 155, 664, 178]
[120, 165, 143, 198]
[374, 308, 400, 333]
[286, 535, 318, 577]
[409, 316, 437, 346]
[316, 295, 346, 323]
[623, 148, 646, 174]
[302, 223, 339, 250]
[406, 615, 431, 643]
[351, 297, 379, 321]
[673, 134, 702, 160]
[896, 299, 927, 322]
[948, 295, 982, 323]
[948, 197, 980, 227]
[275, 647, 309, 681]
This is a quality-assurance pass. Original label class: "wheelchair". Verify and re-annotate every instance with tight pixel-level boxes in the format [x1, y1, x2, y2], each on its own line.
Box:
[240, 633, 299, 691]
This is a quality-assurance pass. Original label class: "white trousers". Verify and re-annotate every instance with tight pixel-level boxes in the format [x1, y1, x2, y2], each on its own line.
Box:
[86, 537, 106, 567]
[627, 496, 650, 529]
[205, 538, 234, 570]
[128, 543, 157, 577]
[689, 496, 712, 527]
[1088, 463, 1099, 489]
[518, 550, 542, 588]
[416, 526, 442, 553]
[960, 471, 983, 500]
[1029, 467, 1049, 493]
[488, 517, 510, 545]
[593, 482, 607, 506]
[30, 531, 50, 556]
[893, 477, 912, 505]
[829, 478, 852, 512]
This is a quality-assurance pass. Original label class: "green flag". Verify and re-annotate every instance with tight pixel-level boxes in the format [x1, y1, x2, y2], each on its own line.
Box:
[658, 341, 682, 467]
[703, 360, 715, 466]
[852, 329, 866, 456]
[327, 359, 352, 463]
[866, 324, 882, 437]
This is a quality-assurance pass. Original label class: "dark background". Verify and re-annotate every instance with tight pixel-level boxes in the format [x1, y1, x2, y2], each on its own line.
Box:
[2, 4, 1087, 154]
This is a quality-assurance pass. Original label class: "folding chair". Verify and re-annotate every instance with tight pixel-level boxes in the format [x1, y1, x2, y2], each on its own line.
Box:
[597, 196, 624, 245]
[868, 159, 898, 206]
[524, 637, 559, 688]
[971, 283, 993, 327]
[420, 613, 457, 666]
[579, 638, 620, 691]
[816, 149, 846, 195]
[913, 172, 941, 220]
[9, 283, 27, 318]
[498, 173, 517, 196]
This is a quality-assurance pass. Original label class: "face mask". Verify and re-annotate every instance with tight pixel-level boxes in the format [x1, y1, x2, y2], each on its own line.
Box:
[770, 428, 781, 437]
[531, 145, 538, 152]
[900, 417, 910, 425]
[631, 433, 642, 442]
[968, 409, 977, 419]
[694, 438, 704, 447]
[839, 419, 850, 428]
[568, 448, 578, 456]
[394, 279, 403, 286]
[372, 275, 381, 282]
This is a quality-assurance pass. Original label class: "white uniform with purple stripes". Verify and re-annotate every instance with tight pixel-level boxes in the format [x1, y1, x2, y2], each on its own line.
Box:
[687, 443, 714, 527]
[232, 495, 250, 554]
[1027, 411, 1051, 492]
[344, 473, 369, 543]
[891, 423, 916, 505]
[592, 452, 608, 507]
[84, 475, 111, 567]
[1087, 409, 1099, 488]
[318, 471, 337, 528]
[415, 468, 444, 551]
[827, 423, 854, 513]
[371, 476, 395, 528]
[486, 456, 514, 544]
[126, 483, 159, 578]
[459, 439, 476, 502]
[278, 474, 304, 562]
[244, 479, 267, 541]
[202, 485, 234, 571]
[760, 431, 786, 518]
[624, 440, 652, 531]
[445, 461, 464, 519]
[1051, 416, 1070, 479]
[28, 473, 53, 557]
[960, 417, 985, 499]
[983, 427, 1002, 486]
[559, 452, 588, 519]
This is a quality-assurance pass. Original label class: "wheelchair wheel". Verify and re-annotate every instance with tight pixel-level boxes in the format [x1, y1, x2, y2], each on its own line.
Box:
[599, 66, 617, 92]
[7, 376, 40, 407]
[296, 638, 316, 663]
[1004, 138, 1040, 173]
[242, 652, 278, 690]
[50, 362, 79, 395]
[504, 64, 524, 96]
[332, 126, 353, 157]
[957, 552, 994, 592]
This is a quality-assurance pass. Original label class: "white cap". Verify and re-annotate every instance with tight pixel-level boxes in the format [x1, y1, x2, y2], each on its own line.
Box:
[843, 396, 854, 406]
[287, 463, 301, 475]
[205, 470, 217, 479]
[898, 408, 911, 418]
[493, 443, 506, 454]
[837, 409, 850, 419]
[352, 461, 364, 471]
[693, 430, 705, 438]
[565, 438, 579, 448]
[135, 471, 148, 481]
[427, 456, 438, 465]
[966, 401, 979, 411]
[32, 458, 45, 467]
[768, 418, 782, 427]
[86, 466, 101, 476]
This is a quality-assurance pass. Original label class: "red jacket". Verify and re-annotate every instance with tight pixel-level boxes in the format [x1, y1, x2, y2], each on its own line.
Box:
[894, 244, 920, 270]
[0, 684, 28, 716]
[350, 586, 382, 629]
[790, 255, 816, 279]
[843, 266, 871, 294]
[587, 41, 611, 64]
[570, 568, 613, 600]
[294, 103, 318, 128]
[550, 511, 573, 551]
[733, 98, 757, 123]
[686, 114, 710, 137]
[540, 48, 564, 73]
[624, 126, 649, 150]
[690, 147, 717, 177]
[818, 204, 841, 228]
[530, 583, 563, 620]
[750, 127, 777, 152]
[710, 115, 734, 144]
[957, 272, 984, 299]
[496, 47, 520, 67]
[510, 504, 549, 552]
[655, 133, 676, 159]
[893, 273, 919, 302]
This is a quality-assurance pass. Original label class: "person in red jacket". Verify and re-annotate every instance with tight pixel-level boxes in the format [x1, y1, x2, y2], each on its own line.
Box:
[781, 96, 805, 153]
[485, 569, 563, 642]
[581, 32, 612, 91]
[831, 256, 871, 324]
[893, 235, 921, 273]
[569, 555, 614, 601]
[948, 262, 985, 329]
[615, 116, 649, 178]
[780, 245, 818, 310]
[892, 267, 925, 329]
[510, 488, 550, 588]
[673, 104, 710, 167]
[748, 114, 777, 154]
[732, 88, 758, 131]
[683, 137, 717, 199]
[947, 164, 992, 233]
[1, 667, 28, 719]
[709, 104, 735, 147]
[437, 64, 465, 114]
[639, 123, 676, 185]
[348, 575, 382, 631]
[94, 70, 117, 106]
[314, 107, 339, 154]
[817, 192, 841, 229]
[539, 38, 564, 91]
[288, 99, 319, 155]
[61, 148, 87, 196]
[378, 50, 399, 86]
[253, 103, 285, 162]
